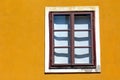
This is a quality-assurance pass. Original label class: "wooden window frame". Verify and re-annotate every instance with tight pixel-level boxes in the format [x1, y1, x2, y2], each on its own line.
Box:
[49, 11, 96, 69]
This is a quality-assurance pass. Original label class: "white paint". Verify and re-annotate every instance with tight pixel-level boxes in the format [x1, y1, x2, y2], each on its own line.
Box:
[45, 6, 101, 73]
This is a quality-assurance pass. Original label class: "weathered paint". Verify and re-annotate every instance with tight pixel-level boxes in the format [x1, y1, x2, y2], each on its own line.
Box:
[0, 0, 120, 80]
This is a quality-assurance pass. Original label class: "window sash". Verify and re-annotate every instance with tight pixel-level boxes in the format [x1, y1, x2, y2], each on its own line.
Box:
[49, 11, 96, 69]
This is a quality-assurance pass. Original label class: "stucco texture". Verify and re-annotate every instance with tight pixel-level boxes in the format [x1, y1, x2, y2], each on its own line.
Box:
[0, 0, 120, 80]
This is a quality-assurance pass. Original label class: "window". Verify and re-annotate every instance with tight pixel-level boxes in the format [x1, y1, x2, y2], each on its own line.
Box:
[45, 6, 100, 73]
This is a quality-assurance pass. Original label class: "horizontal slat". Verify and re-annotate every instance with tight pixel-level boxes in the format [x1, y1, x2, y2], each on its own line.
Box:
[74, 46, 92, 48]
[54, 46, 70, 48]
[74, 29, 91, 31]
[54, 30, 70, 31]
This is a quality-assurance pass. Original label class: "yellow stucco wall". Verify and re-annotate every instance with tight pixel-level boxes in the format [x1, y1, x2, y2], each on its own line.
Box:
[0, 0, 120, 80]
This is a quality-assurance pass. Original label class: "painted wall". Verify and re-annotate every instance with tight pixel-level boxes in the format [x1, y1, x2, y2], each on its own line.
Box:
[0, 0, 120, 80]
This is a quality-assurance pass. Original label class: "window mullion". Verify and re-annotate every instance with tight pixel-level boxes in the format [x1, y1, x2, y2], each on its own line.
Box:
[70, 13, 75, 65]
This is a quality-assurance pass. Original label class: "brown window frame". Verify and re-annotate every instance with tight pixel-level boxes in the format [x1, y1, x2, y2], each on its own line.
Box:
[49, 11, 96, 69]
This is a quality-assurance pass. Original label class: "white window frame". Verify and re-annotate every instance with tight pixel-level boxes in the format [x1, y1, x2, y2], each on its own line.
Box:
[45, 6, 101, 73]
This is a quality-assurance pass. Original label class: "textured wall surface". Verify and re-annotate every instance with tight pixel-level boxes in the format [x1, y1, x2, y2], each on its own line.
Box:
[0, 0, 120, 80]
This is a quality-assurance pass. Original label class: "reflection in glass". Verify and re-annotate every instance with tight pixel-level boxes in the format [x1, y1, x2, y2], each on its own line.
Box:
[74, 14, 91, 30]
[74, 48, 92, 64]
[54, 15, 70, 30]
[54, 31, 70, 46]
[54, 48, 70, 64]
[74, 31, 91, 46]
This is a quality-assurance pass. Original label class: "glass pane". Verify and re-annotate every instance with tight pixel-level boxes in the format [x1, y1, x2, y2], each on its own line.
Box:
[54, 15, 70, 30]
[54, 48, 70, 64]
[54, 31, 70, 46]
[74, 31, 91, 46]
[74, 14, 90, 30]
[74, 48, 92, 64]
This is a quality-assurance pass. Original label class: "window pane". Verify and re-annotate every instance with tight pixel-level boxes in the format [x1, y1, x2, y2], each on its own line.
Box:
[74, 31, 91, 46]
[74, 48, 92, 64]
[74, 14, 90, 30]
[54, 15, 70, 30]
[54, 48, 70, 64]
[54, 31, 70, 46]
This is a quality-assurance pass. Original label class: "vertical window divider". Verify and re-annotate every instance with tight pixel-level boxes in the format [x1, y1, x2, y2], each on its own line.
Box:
[70, 13, 75, 65]
[90, 12, 96, 66]
[92, 12, 96, 66]
[49, 13, 54, 67]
